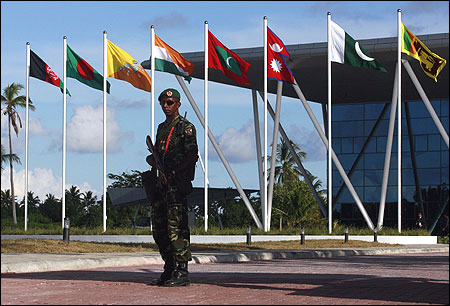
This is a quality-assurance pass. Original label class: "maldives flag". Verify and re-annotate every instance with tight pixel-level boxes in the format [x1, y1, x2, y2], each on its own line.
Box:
[67, 45, 111, 93]
[30, 50, 71, 96]
[267, 27, 294, 84]
[208, 30, 250, 85]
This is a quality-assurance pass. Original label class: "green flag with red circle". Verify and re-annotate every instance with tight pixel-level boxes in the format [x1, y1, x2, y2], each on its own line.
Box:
[66, 44, 111, 93]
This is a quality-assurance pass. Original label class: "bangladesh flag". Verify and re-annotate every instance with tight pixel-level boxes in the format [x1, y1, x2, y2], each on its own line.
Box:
[329, 20, 387, 72]
[208, 30, 250, 85]
[30, 50, 71, 96]
[67, 45, 111, 93]
[401, 22, 447, 82]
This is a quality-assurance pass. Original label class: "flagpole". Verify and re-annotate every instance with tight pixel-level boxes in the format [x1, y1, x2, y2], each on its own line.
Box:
[103, 31, 108, 232]
[151, 26, 155, 141]
[397, 9, 402, 233]
[25, 42, 30, 232]
[263, 16, 268, 232]
[327, 12, 332, 234]
[62, 36, 67, 229]
[204, 21, 209, 232]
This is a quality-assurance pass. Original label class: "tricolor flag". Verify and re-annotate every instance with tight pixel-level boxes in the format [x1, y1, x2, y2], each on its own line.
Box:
[30, 50, 71, 96]
[153, 34, 194, 82]
[208, 30, 251, 85]
[267, 27, 294, 83]
[107, 40, 152, 92]
[67, 45, 111, 93]
[401, 22, 447, 82]
[329, 20, 387, 72]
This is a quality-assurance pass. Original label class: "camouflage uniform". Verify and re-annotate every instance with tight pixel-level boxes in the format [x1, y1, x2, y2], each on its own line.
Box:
[150, 114, 198, 263]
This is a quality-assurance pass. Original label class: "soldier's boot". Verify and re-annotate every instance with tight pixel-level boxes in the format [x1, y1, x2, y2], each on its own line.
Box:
[163, 262, 190, 287]
[150, 257, 176, 286]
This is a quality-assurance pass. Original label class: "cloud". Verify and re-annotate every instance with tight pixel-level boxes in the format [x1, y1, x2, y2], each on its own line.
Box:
[287, 124, 327, 162]
[1, 167, 99, 201]
[67, 104, 133, 153]
[211, 121, 257, 163]
[141, 12, 189, 30]
[108, 97, 147, 109]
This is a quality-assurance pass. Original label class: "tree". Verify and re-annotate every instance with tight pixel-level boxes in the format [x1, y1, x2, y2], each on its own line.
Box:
[39, 193, 61, 222]
[1, 83, 34, 227]
[65, 185, 85, 226]
[1, 144, 20, 172]
[81, 191, 102, 228]
[268, 137, 306, 184]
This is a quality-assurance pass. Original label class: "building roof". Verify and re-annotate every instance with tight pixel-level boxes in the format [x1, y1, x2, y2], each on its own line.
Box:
[142, 33, 449, 105]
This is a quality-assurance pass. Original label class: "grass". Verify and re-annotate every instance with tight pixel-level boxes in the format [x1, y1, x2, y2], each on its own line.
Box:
[1, 238, 397, 254]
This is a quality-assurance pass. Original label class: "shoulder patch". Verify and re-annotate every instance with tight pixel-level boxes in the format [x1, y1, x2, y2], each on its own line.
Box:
[185, 128, 193, 136]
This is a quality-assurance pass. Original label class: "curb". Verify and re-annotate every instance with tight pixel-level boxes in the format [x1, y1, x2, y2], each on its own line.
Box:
[2, 245, 448, 274]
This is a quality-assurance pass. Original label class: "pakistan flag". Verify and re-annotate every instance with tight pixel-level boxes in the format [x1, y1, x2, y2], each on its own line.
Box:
[66, 45, 111, 93]
[329, 20, 387, 72]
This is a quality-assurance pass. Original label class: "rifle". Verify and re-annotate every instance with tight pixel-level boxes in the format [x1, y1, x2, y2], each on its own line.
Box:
[146, 134, 176, 203]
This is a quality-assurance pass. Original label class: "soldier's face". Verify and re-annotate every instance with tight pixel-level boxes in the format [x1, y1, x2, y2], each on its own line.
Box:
[160, 98, 180, 117]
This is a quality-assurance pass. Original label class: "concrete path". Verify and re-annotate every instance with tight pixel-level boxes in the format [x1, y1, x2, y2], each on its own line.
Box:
[2, 250, 448, 305]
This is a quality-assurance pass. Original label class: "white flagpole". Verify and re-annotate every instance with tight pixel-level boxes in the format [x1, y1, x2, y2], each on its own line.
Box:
[151, 26, 155, 141]
[327, 12, 333, 234]
[25, 42, 30, 232]
[62, 36, 67, 229]
[103, 31, 108, 232]
[204, 21, 209, 232]
[397, 9, 402, 233]
[263, 16, 268, 232]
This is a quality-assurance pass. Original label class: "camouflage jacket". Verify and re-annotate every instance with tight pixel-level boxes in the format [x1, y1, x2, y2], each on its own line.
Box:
[156, 114, 198, 178]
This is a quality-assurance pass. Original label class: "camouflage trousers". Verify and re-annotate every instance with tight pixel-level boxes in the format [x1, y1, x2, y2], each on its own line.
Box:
[151, 190, 191, 263]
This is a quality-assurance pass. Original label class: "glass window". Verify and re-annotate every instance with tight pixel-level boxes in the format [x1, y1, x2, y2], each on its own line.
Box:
[417, 169, 442, 185]
[350, 170, 364, 186]
[401, 168, 415, 186]
[333, 104, 363, 121]
[364, 153, 385, 170]
[428, 134, 441, 151]
[332, 138, 341, 154]
[333, 121, 364, 137]
[406, 100, 439, 118]
[441, 168, 449, 184]
[441, 99, 449, 116]
[364, 186, 381, 202]
[386, 186, 397, 202]
[353, 137, 365, 153]
[366, 137, 377, 153]
[415, 135, 427, 152]
[342, 138, 353, 153]
[377, 136, 387, 152]
[364, 170, 383, 187]
[441, 151, 449, 167]
[402, 186, 416, 202]
[364, 120, 377, 137]
[365, 103, 387, 120]
[373, 119, 389, 137]
[411, 117, 439, 135]
[415, 151, 441, 168]
[402, 135, 411, 152]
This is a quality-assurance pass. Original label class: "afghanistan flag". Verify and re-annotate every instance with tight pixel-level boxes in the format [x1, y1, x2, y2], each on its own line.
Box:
[208, 30, 251, 85]
[329, 20, 387, 72]
[401, 22, 447, 82]
[30, 50, 71, 96]
[153, 34, 194, 82]
[67, 45, 111, 93]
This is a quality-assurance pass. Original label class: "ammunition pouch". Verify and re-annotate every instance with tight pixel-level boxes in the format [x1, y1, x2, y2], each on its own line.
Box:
[141, 169, 159, 204]
[174, 170, 193, 197]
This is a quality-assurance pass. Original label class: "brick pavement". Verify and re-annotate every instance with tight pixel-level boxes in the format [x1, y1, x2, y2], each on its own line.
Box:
[1, 252, 448, 305]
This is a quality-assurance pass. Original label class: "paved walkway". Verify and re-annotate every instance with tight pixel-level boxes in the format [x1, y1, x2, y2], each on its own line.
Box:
[2, 250, 448, 305]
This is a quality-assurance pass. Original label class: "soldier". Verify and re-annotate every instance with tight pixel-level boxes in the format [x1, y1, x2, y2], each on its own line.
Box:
[141, 88, 198, 287]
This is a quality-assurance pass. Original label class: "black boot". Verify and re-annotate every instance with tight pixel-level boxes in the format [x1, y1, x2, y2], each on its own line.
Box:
[151, 257, 176, 286]
[163, 262, 190, 287]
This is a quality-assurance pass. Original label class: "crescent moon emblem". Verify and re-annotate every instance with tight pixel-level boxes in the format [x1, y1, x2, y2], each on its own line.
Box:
[355, 42, 374, 61]
[269, 43, 284, 53]
[226, 56, 233, 68]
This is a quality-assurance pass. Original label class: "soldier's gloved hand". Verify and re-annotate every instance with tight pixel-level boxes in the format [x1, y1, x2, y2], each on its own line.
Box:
[146, 155, 156, 167]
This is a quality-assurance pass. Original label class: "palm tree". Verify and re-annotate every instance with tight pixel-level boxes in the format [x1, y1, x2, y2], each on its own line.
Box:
[268, 137, 306, 185]
[1, 83, 34, 227]
[1, 144, 21, 172]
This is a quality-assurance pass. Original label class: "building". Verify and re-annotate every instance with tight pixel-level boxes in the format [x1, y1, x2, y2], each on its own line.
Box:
[142, 32, 449, 232]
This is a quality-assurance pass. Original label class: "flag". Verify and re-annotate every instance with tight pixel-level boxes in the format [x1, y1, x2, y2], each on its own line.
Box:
[107, 40, 152, 92]
[208, 30, 251, 85]
[29, 50, 71, 96]
[401, 22, 447, 82]
[153, 34, 194, 82]
[67, 45, 111, 93]
[329, 20, 387, 72]
[267, 27, 294, 83]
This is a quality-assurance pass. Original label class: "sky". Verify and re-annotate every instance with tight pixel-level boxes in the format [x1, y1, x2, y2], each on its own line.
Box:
[1, 1, 449, 202]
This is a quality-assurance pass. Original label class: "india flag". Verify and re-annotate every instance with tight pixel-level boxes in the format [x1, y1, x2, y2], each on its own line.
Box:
[154, 34, 194, 82]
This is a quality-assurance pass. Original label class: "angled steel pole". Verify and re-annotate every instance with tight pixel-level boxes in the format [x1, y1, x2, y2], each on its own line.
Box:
[377, 65, 399, 229]
[257, 91, 328, 218]
[402, 59, 449, 148]
[291, 77, 374, 230]
[252, 90, 265, 222]
[267, 81, 283, 229]
[175, 75, 263, 229]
